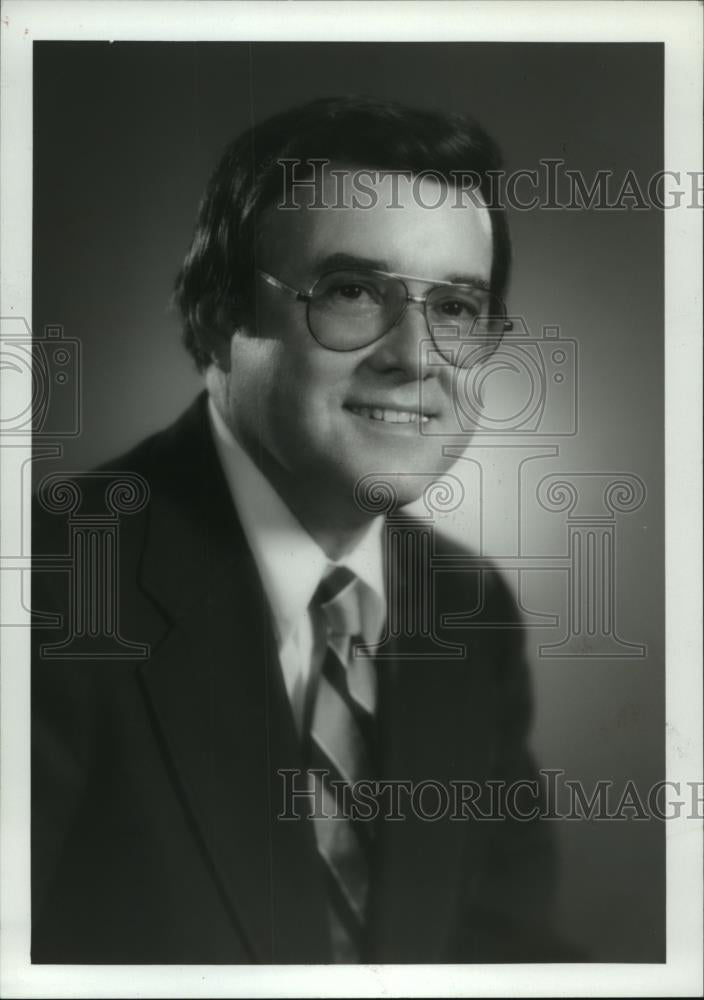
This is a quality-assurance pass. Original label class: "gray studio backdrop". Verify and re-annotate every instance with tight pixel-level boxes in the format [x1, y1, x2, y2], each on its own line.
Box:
[32, 42, 664, 961]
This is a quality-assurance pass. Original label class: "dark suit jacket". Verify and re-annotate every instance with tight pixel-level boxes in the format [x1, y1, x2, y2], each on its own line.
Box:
[31, 392, 566, 964]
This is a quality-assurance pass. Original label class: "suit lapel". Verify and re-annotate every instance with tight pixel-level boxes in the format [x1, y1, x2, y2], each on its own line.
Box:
[368, 521, 496, 962]
[136, 395, 330, 962]
[129, 396, 498, 963]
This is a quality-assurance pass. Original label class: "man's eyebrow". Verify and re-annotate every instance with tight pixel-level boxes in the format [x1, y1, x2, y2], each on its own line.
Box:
[446, 273, 491, 290]
[313, 252, 388, 273]
[312, 253, 491, 289]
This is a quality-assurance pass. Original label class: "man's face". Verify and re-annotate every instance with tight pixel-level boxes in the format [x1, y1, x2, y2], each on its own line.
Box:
[221, 171, 493, 514]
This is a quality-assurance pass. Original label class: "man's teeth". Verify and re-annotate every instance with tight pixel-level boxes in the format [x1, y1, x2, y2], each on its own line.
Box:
[349, 406, 430, 424]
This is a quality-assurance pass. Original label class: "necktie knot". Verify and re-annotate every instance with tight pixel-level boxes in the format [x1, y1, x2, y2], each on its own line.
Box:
[314, 566, 362, 639]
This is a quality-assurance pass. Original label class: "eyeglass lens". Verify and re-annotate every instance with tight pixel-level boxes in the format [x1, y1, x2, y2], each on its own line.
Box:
[307, 270, 504, 361]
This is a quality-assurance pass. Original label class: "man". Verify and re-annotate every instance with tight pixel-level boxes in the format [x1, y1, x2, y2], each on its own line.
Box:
[31, 96, 565, 963]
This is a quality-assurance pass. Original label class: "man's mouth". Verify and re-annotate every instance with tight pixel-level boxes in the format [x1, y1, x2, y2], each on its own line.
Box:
[346, 405, 431, 425]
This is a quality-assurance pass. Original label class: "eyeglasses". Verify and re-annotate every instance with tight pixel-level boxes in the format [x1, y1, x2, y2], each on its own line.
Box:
[257, 267, 513, 365]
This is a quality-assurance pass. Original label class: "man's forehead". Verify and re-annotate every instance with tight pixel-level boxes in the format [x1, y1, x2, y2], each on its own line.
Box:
[286, 163, 490, 215]
[257, 166, 493, 280]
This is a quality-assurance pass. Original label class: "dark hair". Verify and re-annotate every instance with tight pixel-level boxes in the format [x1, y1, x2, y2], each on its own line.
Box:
[174, 95, 511, 370]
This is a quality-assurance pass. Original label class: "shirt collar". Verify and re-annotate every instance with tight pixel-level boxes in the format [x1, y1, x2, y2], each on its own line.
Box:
[207, 396, 386, 648]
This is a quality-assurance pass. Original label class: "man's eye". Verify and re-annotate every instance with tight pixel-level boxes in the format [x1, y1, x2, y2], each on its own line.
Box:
[326, 282, 383, 305]
[439, 299, 479, 317]
[336, 284, 368, 300]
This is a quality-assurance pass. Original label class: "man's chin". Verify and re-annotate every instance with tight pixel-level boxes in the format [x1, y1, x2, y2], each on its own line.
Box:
[348, 465, 458, 518]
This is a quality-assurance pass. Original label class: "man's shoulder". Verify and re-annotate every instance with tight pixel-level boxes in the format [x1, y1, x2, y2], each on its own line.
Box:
[37, 392, 206, 497]
[32, 393, 210, 555]
[442, 529, 520, 628]
[388, 517, 521, 630]
[94, 391, 208, 481]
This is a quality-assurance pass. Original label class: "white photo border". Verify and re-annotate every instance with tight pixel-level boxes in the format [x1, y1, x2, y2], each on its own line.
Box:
[1, 2, 702, 997]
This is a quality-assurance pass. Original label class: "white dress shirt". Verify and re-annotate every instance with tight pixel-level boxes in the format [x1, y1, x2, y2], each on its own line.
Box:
[207, 397, 386, 733]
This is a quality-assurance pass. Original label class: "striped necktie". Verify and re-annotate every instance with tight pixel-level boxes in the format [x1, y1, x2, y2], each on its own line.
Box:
[308, 566, 377, 962]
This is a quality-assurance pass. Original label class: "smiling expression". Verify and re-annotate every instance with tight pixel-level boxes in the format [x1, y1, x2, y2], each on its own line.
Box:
[219, 171, 493, 521]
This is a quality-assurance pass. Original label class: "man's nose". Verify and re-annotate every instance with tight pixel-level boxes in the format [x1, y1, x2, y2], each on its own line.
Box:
[367, 297, 432, 378]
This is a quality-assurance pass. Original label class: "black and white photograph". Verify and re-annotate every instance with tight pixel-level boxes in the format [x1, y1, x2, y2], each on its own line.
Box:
[0, 2, 701, 997]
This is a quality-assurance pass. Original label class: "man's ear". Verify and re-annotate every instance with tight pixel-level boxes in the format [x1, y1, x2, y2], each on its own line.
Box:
[209, 331, 233, 373]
